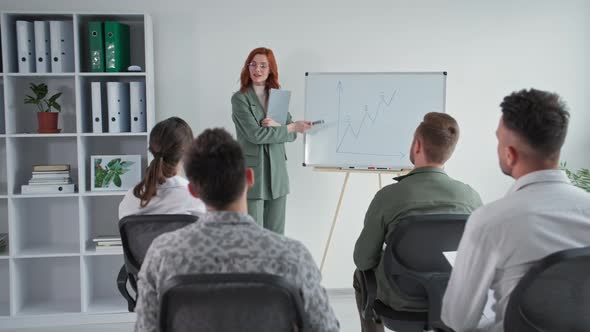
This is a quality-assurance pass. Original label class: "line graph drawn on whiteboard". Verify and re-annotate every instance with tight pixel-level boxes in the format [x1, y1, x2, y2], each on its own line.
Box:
[335, 81, 406, 158]
[303, 72, 446, 168]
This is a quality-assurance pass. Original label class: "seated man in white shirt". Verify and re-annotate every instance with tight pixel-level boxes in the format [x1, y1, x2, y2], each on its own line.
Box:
[441, 88, 590, 332]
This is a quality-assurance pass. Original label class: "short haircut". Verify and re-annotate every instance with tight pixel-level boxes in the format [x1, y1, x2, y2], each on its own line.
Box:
[500, 88, 569, 158]
[414, 112, 460, 164]
[184, 128, 246, 210]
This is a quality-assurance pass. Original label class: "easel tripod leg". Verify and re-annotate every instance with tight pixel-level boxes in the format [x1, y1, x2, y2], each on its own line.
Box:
[320, 172, 350, 273]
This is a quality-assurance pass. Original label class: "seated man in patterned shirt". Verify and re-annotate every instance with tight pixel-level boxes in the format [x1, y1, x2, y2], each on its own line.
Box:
[134, 128, 340, 332]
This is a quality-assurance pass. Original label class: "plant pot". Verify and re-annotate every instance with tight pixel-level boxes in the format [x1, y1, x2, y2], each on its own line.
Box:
[37, 112, 61, 133]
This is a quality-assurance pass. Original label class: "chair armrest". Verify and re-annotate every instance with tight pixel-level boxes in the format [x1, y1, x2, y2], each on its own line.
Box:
[359, 269, 378, 321]
[117, 265, 136, 312]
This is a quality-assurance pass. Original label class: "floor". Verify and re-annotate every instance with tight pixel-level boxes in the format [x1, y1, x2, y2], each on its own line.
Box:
[3, 290, 398, 332]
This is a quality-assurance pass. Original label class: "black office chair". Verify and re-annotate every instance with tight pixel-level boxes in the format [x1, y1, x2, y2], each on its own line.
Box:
[159, 273, 307, 332]
[504, 245, 590, 332]
[117, 214, 199, 312]
[360, 213, 469, 332]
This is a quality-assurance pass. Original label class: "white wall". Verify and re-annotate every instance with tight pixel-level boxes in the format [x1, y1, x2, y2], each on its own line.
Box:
[3, 0, 589, 288]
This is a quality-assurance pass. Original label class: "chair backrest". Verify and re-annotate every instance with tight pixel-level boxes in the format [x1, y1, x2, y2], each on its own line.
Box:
[159, 273, 306, 332]
[504, 246, 590, 332]
[118, 214, 199, 276]
[383, 213, 469, 301]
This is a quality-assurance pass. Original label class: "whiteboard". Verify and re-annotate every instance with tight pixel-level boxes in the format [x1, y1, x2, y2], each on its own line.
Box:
[303, 72, 447, 169]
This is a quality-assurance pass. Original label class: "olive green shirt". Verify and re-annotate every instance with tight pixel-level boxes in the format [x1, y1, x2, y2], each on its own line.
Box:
[231, 87, 297, 200]
[353, 166, 483, 311]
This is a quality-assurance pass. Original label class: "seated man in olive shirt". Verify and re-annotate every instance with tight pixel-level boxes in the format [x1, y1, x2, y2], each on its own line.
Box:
[353, 112, 483, 332]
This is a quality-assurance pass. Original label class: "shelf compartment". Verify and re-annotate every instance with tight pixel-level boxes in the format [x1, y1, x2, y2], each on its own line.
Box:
[13, 256, 81, 315]
[78, 76, 147, 133]
[81, 195, 122, 252]
[79, 135, 146, 193]
[76, 14, 146, 73]
[1, 13, 74, 74]
[80, 132, 147, 137]
[0, 260, 9, 315]
[5, 73, 74, 77]
[79, 72, 145, 77]
[0, 138, 6, 194]
[83, 254, 126, 313]
[0, 78, 5, 134]
[6, 136, 78, 195]
[0, 198, 7, 257]
[11, 196, 79, 256]
[4, 76, 77, 134]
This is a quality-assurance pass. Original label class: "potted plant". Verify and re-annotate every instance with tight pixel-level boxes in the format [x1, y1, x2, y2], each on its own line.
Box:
[24, 82, 62, 133]
[561, 162, 590, 193]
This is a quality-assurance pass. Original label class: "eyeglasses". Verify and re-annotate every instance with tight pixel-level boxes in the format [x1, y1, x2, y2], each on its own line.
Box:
[248, 62, 268, 70]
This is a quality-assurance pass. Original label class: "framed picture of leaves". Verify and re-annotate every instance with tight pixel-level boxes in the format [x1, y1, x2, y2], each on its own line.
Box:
[90, 155, 141, 191]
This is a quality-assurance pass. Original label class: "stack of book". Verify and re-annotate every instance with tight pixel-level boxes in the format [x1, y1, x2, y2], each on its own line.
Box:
[21, 164, 75, 194]
[93, 235, 122, 250]
[0, 233, 7, 252]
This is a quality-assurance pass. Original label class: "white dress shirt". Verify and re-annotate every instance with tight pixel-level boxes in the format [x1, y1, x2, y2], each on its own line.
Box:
[442, 170, 590, 332]
[118, 175, 206, 220]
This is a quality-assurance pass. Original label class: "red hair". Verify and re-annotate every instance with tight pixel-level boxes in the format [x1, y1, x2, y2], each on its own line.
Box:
[239, 47, 280, 94]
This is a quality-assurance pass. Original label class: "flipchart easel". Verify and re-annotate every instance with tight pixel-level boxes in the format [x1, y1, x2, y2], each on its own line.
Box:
[314, 167, 410, 273]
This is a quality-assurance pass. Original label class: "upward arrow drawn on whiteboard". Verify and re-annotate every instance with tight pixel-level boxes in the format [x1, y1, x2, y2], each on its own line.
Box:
[335, 82, 405, 157]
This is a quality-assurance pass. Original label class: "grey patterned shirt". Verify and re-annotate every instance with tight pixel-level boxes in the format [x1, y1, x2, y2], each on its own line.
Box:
[134, 211, 340, 332]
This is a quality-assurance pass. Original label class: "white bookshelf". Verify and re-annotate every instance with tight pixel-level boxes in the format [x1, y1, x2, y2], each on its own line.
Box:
[0, 12, 154, 327]
[83, 255, 128, 313]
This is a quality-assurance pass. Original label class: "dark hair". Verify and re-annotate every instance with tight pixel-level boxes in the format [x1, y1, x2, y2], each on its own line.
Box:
[133, 117, 193, 207]
[239, 47, 280, 94]
[500, 88, 569, 158]
[414, 112, 460, 164]
[184, 128, 246, 210]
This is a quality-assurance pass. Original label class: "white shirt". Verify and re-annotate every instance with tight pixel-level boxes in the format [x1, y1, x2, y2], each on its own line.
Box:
[442, 170, 590, 332]
[253, 84, 267, 111]
[118, 175, 206, 220]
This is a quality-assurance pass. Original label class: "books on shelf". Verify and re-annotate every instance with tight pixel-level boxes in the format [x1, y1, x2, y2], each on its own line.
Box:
[22, 164, 76, 194]
[31, 171, 70, 178]
[92, 235, 122, 250]
[0, 233, 8, 252]
[32, 164, 70, 172]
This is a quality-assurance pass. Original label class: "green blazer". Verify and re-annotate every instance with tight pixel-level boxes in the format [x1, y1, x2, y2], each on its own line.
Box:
[231, 86, 297, 200]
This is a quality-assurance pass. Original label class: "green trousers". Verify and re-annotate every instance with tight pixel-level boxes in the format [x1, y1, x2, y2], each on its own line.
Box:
[247, 195, 287, 234]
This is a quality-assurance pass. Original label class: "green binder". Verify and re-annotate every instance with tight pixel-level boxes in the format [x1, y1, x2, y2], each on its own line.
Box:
[104, 21, 130, 72]
[88, 21, 105, 72]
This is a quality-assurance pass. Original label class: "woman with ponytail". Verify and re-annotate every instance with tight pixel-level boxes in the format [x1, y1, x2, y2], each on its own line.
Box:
[118, 117, 206, 219]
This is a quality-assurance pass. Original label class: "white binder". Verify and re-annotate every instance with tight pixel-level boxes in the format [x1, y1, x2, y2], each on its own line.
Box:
[91, 82, 107, 133]
[16, 20, 35, 73]
[107, 82, 130, 133]
[49, 20, 74, 73]
[129, 81, 147, 132]
[34, 21, 51, 73]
